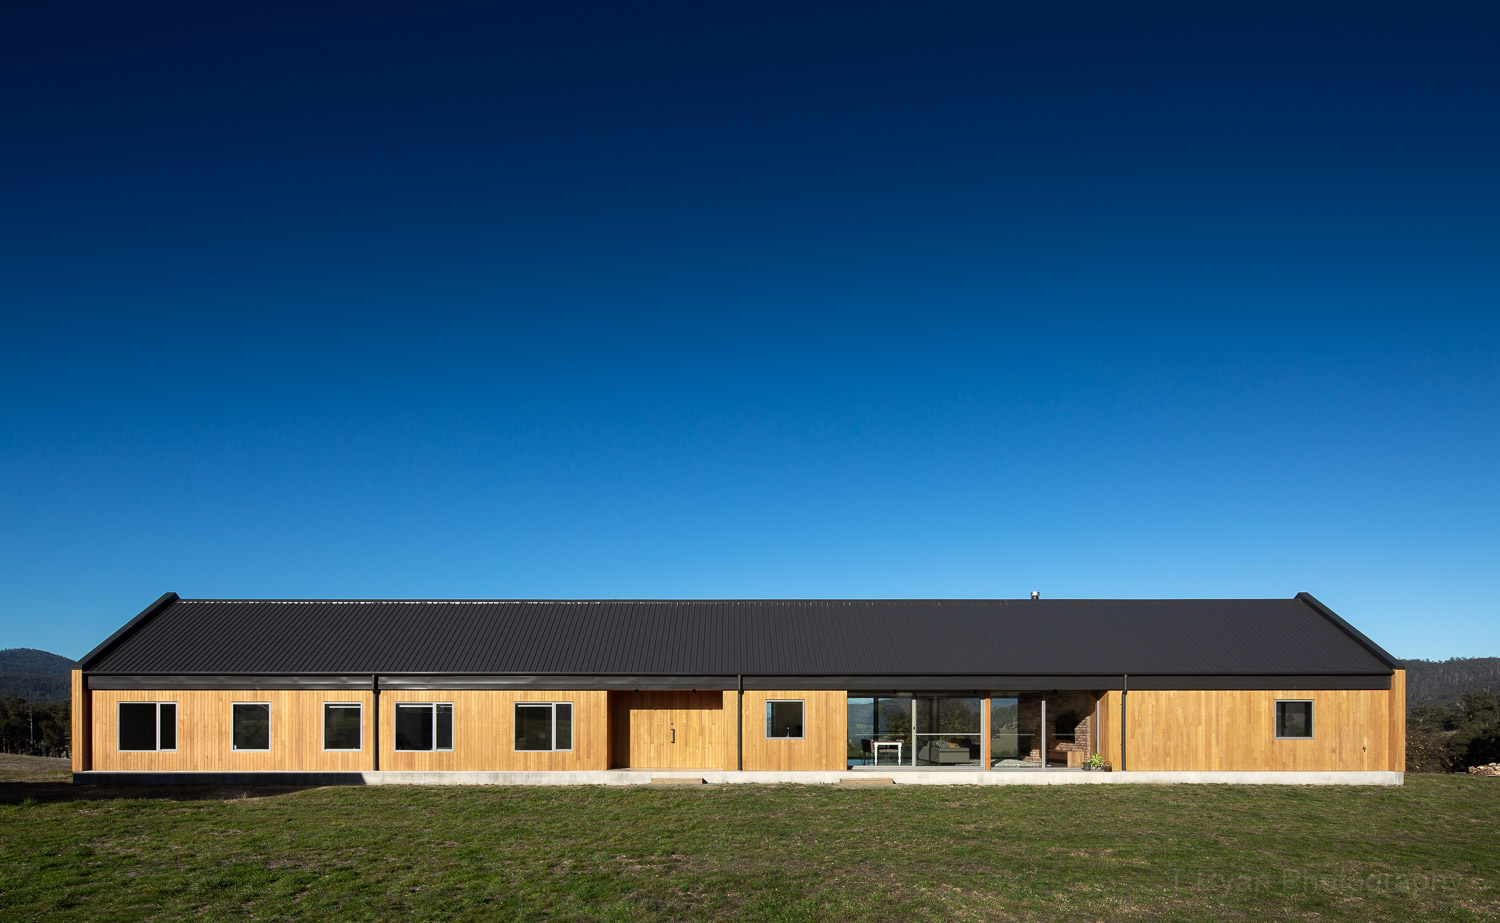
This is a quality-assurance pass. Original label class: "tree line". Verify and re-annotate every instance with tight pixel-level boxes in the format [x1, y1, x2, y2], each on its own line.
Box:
[1401, 657, 1500, 705]
[0, 695, 70, 758]
[1407, 690, 1500, 773]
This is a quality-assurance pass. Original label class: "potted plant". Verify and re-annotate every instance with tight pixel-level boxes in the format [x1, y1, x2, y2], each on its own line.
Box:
[1085, 753, 1105, 771]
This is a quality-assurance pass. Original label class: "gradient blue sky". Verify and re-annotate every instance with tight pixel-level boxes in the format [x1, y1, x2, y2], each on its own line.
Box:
[2, 2, 1496, 661]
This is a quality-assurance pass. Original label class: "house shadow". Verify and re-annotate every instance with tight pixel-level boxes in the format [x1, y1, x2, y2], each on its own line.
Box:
[0, 780, 326, 804]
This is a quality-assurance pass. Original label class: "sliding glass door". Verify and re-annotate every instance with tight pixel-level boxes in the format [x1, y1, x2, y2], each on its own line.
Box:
[846, 696, 914, 768]
[989, 695, 1026, 766]
[914, 696, 983, 767]
[849, 691, 1100, 769]
[847, 694, 983, 768]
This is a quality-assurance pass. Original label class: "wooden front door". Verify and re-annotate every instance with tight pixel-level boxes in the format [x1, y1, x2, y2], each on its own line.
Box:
[610, 691, 725, 769]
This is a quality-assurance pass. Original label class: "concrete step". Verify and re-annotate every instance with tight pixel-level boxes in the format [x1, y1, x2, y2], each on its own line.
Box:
[840, 777, 895, 786]
[650, 777, 705, 785]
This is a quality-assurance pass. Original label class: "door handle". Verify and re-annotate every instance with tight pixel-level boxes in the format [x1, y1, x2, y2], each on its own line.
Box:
[671, 727, 676, 744]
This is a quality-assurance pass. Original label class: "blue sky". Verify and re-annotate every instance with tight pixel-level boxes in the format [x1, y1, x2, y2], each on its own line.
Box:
[2, 2, 1496, 660]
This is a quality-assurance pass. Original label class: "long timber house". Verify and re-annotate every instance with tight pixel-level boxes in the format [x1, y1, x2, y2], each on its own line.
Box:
[71, 593, 1406, 785]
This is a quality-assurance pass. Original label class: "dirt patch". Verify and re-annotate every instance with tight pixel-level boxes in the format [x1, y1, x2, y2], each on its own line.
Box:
[0, 754, 335, 803]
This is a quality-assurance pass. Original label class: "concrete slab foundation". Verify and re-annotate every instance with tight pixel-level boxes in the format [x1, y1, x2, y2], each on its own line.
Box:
[74, 769, 1405, 786]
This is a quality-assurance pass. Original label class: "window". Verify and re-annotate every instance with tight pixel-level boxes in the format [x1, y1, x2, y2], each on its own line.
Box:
[232, 703, 271, 751]
[395, 703, 453, 751]
[1275, 700, 1314, 739]
[766, 700, 805, 739]
[118, 702, 176, 751]
[515, 702, 573, 751]
[323, 702, 362, 751]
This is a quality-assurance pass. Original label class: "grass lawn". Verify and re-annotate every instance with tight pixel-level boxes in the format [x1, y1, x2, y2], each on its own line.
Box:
[1, 769, 1496, 922]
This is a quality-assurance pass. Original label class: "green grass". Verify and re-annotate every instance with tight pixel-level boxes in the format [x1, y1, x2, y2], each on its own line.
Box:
[1, 775, 1496, 922]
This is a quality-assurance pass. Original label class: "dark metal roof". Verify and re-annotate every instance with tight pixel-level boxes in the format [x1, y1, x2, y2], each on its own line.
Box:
[82, 594, 1397, 678]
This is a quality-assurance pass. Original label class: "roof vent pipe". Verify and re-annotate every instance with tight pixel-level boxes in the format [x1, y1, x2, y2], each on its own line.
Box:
[1031, 591, 1040, 600]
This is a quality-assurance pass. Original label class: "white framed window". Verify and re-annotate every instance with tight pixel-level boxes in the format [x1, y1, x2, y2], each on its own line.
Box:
[395, 703, 454, 751]
[232, 702, 271, 751]
[323, 702, 363, 751]
[514, 702, 573, 751]
[766, 699, 805, 739]
[118, 701, 177, 752]
[1275, 700, 1314, 739]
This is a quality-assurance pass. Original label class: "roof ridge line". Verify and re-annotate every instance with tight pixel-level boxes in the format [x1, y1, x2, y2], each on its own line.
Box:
[175, 597, 1294, 604]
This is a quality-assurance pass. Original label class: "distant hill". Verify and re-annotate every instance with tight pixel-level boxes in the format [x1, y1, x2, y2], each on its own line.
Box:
[1401, 657, 1500, 706]
[0, 649, 76, 702]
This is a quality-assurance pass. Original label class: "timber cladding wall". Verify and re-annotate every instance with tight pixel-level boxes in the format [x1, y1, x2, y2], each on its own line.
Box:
[736, 690, 847, 771]
[380, 689, 608, 772]
[82, 678, 1404, 775]
[608, 691, 726, 770]
[71, 670, 90, 772]
[1096, 686, 1397, 772]
[1388, 669, 1406, 772]
[90, 689, 374, 772]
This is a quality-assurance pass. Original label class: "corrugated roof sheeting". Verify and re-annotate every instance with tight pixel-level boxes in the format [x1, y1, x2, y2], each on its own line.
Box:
[84, 597, 1395, 676]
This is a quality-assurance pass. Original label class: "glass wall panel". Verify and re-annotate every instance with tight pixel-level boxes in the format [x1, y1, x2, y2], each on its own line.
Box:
[915, 735, 983, 765]
[1049, 702, 1084, 767]
[987, 692, 1097, 768]
[847, 695, 917, 767]
[851, 694, 992, 767]
[875, 697, 914, 737]
[555, 703, 573, 750]
[992, 694, 1046, 768]
[915, 697, 982, 734]
[847, 697, 875, 767]
[989, 696, 1023, 765]
[853, 692, 1100, 769]
[914, 696, 982, 766]
[875, 696, 914, 765]
[1052, 710, 1081, 744]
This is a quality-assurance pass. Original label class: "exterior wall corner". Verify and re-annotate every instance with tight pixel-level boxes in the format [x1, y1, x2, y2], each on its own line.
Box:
[71, 669, 90, 772]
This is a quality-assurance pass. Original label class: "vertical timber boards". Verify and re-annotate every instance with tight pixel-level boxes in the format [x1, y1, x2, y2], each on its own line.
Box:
[381, 690, 608, 772]
[608, 691, 725, 770]
[981, 694, 991, 769]
[738, 690, 847, 772]
[1389, 669, 1407, 772]
[723, 691, 739, 770]
[1108, 687, 1394, 771]
[1097, 690, 1121, 770]
[71, 670, 90, 772]
[91, 689, 374, 772]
